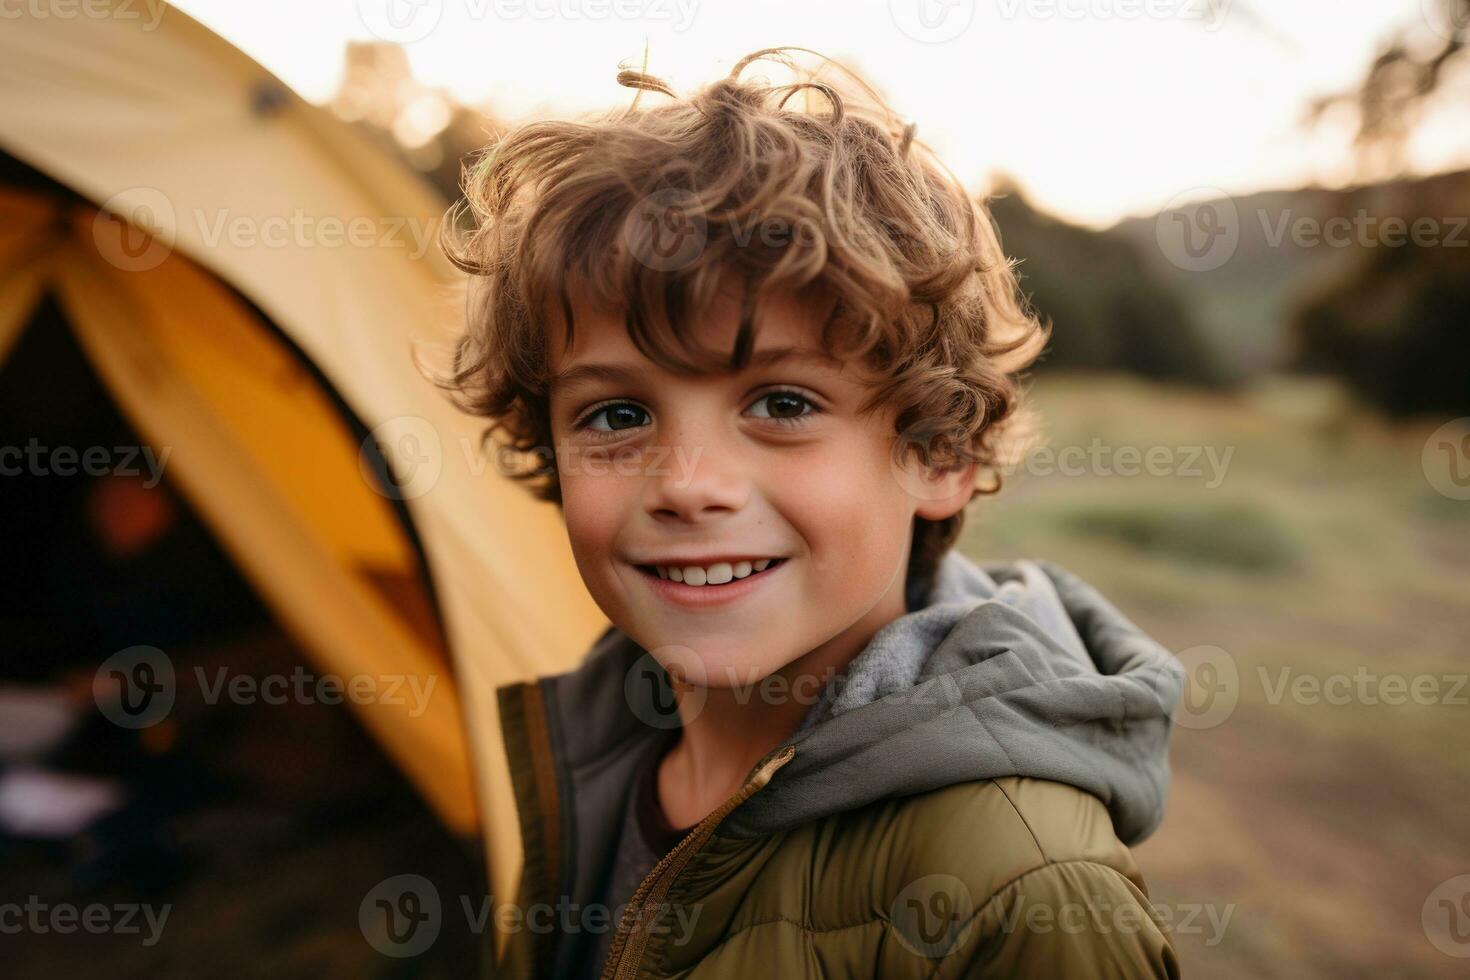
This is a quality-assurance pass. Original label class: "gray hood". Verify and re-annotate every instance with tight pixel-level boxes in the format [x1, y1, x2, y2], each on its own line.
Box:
[722, 550, 1187, 845]
[538, 550, 1185, 858]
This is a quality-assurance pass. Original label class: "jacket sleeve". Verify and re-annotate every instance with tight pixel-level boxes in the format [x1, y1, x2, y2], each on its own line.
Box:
[940, 859, 1181, 980]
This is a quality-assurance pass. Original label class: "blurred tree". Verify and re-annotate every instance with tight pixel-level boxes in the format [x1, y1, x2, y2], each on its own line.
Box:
[988, 182, 1235, 388]
[1290, 1, 1470, 417]
[1288, 184, 1470, 417]
[331, 41, 504, 201]
[1305, 0, 1468, 181]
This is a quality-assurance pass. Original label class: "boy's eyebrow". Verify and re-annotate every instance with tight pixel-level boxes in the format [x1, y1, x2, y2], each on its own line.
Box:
[549, 361, 639, 395]
[550, 346, 842, 394]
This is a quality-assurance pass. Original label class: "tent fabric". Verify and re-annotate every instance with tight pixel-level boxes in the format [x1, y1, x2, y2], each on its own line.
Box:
[0, 1, 608, 936]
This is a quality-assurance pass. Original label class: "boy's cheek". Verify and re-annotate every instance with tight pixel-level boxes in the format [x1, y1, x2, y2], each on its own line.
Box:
[558, 475, 629, 571]
[787, 465, 910, 568]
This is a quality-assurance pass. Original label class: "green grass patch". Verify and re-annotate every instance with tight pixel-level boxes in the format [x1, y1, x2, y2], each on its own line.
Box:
[1054, 499, 1302, 572]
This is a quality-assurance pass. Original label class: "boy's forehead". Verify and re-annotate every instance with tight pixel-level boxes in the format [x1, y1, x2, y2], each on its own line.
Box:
[548, 280, 836, 376]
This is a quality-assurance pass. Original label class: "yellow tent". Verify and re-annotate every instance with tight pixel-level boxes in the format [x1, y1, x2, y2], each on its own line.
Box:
[0, 0, 607, 951]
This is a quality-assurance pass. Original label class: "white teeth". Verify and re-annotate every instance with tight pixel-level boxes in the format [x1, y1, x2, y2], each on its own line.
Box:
[653, 558, 780, 585]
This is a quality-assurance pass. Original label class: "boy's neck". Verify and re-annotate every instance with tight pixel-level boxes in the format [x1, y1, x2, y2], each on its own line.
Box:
[656, 561, 912, 828]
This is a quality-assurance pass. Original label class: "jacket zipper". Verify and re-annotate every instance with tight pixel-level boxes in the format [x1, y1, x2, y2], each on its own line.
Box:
[598, 744, 797, 980]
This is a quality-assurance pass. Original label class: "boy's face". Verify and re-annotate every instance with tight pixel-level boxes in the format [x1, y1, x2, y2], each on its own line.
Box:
[547, 277, 973, 689]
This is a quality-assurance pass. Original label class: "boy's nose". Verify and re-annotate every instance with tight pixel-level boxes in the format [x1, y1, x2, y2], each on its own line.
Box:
[640, 430, 750, 525]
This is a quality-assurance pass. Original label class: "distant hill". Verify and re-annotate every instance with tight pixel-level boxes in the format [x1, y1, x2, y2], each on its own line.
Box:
[1109, 169, 1470, 378]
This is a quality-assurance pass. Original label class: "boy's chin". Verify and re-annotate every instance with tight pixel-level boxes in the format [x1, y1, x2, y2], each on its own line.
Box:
[654, 647, 822, 696]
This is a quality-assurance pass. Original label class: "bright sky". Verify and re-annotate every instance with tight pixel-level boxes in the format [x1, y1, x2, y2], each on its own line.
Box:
[173, 0, 1470, 227]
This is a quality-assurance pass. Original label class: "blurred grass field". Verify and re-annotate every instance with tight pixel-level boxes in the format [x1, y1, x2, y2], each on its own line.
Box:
[962, 373, 1470, 978]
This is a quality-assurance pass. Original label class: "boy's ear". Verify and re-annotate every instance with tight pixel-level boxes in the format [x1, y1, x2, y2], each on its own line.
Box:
[909, 459, 979, 522]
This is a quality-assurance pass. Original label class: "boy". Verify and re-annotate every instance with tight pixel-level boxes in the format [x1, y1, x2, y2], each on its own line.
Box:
[436, 47, 1186, 979]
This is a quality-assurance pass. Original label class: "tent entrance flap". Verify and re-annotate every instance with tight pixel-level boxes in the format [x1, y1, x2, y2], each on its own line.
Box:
[0, 184, 477, 834]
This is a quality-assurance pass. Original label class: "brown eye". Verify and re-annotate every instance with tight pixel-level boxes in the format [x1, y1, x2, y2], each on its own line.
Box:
[583, 403, 650, 433]
[748, 391, 816, 422]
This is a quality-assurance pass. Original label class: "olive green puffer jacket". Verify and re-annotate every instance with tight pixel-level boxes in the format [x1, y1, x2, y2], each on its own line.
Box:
[494, 554, 1187, 978]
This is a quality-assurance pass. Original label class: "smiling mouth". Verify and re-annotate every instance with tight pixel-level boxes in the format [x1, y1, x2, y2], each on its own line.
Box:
[633, 557, 788, 587]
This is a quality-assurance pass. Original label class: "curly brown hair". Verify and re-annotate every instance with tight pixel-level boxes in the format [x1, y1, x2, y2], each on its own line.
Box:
[426, 46, 1048, 594]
